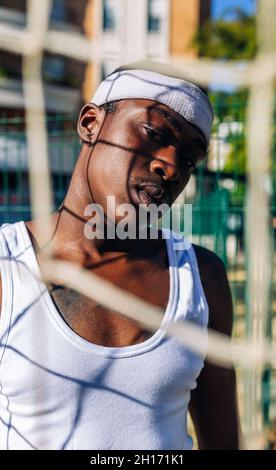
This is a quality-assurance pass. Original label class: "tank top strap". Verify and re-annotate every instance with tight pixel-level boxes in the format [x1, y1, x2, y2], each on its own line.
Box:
[0, 222, 45, 345]
[167, 231, 209, 328]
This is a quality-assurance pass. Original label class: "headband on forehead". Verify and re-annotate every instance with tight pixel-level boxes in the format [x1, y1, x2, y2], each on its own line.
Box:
[91, 60, 214, 144]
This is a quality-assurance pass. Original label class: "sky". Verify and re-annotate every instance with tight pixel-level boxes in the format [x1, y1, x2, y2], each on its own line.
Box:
[210, 0, 256, 91]
[212, 0, 256, 18]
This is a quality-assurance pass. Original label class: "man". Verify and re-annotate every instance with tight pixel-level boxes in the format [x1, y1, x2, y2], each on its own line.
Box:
[0, 60, 239, 450]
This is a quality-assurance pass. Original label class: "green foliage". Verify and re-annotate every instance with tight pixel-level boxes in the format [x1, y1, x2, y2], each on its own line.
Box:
[192, 7, 256, 200]
[210, 89, 247, 177]
[193, 9, 257, 60]
[209, 91, 248, 207]
[210, 90, 248, 125]
[229, 182, 246, 207]
[0, 68, 8, 79]
[224, 135, 246, 174]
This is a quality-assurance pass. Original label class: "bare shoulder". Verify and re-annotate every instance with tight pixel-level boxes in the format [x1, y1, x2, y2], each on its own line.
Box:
[189, 245, 239, 449]
[192, 244, 226, 277]
[192, 244, 233, 335]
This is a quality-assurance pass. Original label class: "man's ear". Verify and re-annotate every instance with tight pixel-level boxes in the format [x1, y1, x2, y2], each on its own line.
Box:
[77, 103, 105, 145]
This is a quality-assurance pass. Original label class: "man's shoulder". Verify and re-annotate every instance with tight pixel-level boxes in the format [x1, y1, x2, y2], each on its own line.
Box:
[192, 244, 233, 334]
[167, 231, 226, 277]
[192, 244, 226, 279]
[0, 220, 22, 238]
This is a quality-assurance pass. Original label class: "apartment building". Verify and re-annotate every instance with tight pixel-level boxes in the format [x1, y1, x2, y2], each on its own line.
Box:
[0, 0, 91, 115]
[0, 0, 210, 111]
[0, 0, 211, 222]
[0, 0, 96, 222]
[83, 0, 211, 101]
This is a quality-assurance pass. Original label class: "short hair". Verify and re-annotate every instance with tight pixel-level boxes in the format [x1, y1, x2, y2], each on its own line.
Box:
[100, 101, 119, 114]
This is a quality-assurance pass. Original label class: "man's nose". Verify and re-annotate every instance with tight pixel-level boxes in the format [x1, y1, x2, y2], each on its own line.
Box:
[149, 146, 180, 182]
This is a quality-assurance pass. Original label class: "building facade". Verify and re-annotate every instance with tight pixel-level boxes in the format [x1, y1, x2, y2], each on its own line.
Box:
[0, 0, 90, 115]
[84, 0, 211, 102]
[0, 0, 211, 112]
[0, 0, 212, 227]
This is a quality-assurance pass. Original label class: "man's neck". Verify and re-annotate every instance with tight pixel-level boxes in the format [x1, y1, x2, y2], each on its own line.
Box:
[26, 207, 165, 267]
[26, 153, 165, 264]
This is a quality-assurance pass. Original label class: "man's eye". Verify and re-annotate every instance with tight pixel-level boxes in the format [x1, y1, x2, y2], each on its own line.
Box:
[186, 160, 196, 169]
[144, 126, 169, 145]
[181, 154, 196, 170]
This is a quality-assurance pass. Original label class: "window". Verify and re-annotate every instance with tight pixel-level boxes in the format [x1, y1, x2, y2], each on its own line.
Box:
[51, 0, 66, 24]
[0, 51, 22, 79]
[148, 0, 167, 33]
[0, 1, 26, 12]
[0, 1, 26, 27]
[103, 0, 118, 32]
[43, 55, 65, 85]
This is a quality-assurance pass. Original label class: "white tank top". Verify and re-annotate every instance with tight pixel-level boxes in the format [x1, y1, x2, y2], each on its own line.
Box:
[0, 221, 208, 450]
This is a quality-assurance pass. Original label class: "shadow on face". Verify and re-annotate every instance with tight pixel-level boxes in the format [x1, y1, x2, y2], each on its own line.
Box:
[78, 99, 207, 227]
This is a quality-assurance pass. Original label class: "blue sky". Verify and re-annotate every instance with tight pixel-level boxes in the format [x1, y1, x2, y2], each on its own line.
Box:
[212, 0, 256, 18]
[210, 0, 256, 91]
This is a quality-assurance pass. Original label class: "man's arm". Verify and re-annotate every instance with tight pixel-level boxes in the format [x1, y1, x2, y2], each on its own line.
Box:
[189, 245, 240, 450]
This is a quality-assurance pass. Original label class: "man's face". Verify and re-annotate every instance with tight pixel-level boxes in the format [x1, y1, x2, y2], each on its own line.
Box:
[84, 99, 207, 224]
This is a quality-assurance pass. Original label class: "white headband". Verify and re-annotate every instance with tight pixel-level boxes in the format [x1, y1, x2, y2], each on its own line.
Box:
[91, 67, 214, 144]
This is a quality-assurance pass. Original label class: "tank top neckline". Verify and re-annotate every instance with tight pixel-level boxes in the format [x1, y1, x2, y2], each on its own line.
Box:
[18, 221, 179, 359]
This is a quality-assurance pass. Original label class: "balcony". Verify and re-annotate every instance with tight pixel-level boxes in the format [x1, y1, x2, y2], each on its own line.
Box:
[0, 5, 83, 33]
[0, 77, 81, 113]
[0, 6, 26, 28]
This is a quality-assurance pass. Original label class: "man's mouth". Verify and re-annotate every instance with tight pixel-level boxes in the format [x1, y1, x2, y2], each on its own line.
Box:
[136, 183, 171, 207]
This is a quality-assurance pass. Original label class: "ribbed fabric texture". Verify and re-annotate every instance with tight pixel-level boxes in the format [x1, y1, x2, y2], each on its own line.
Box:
[91, 68, 213, 143]
[0, 222, 208, 450]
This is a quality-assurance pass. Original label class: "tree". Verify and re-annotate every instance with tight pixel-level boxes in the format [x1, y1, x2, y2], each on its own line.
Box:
[192, 8, 257, 207]
[193, 8, 257, 60]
